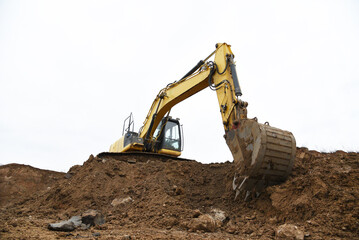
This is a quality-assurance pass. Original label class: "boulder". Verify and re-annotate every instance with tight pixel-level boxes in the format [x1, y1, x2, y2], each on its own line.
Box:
[276, 223, 304, 240]
[111, 197, 133, 207]
[81, 209, 105, 226]
[48, 216, 81, 232]
[188, 214, 218, 232]
[48, 210, 105, 232]
[210, 208, 226, 224]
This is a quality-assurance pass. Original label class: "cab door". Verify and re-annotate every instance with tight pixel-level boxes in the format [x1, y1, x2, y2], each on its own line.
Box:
[154, 118, 182, 156]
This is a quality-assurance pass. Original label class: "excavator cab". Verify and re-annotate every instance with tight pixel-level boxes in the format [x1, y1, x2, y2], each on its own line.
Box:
[108, 114, 182, 157]
[153, 117, 182, 156]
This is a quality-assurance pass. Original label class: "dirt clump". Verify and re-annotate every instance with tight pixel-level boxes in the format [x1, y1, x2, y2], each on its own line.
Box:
[0, 148, 358, 239]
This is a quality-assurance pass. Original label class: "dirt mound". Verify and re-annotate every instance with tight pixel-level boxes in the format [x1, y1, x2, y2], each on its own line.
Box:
[0, 164, 65, 207]
[22, 155, 236, 228]
[0, 149, 358, 239]
[269, 150, 359, 235]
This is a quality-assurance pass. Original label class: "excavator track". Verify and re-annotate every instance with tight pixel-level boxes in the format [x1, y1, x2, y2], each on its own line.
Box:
[226, 119, 296, 197]
[97, 152, 194, 163]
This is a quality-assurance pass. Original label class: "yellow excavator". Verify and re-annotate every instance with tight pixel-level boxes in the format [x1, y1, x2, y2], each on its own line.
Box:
[98, 43, 296, 198]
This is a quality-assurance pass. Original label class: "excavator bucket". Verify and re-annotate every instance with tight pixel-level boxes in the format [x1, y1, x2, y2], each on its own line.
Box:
[225, 119, 296, 198]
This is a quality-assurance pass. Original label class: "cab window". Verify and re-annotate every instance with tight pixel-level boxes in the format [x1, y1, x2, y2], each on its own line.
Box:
[162, 121, 181, 151]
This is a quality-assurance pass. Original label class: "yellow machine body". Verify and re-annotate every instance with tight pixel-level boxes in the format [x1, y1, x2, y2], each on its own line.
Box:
[102, 43, 296, 195]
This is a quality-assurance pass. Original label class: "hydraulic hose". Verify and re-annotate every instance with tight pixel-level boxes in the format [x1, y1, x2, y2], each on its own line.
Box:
[180, 60, 205, 80]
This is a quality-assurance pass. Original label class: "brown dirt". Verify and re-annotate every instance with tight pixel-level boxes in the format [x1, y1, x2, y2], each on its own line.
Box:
[0, 164, 65, 207]
[0, 148, 358, 239]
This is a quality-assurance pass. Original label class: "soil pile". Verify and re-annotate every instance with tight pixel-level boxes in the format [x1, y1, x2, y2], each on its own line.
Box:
[0, 164, 64, 207]
[0, 148, 358, 239]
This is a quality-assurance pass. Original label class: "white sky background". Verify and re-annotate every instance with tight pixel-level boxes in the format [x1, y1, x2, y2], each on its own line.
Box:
[0, 0, 358, 172]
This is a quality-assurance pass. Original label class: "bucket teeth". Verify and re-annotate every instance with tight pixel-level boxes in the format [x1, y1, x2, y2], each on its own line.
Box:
[233, 175, 248, 200]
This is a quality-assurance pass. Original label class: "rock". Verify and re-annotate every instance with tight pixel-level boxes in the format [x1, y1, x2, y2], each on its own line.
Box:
[92, 232, 101, 237]
[192, 209, 201, 218]
[48, 215, 81, 232]
[48, 213, 102, 232]
[48, 220, 75, 232]
[210, 208, 226, 224]
[188, 214, 218, 232]
[276, 224, 304, 240]
[80, 223, 91, 230]
[81, 210, 105, 226]
[68, 216, 82, 227]
[111, 197, 133, 207]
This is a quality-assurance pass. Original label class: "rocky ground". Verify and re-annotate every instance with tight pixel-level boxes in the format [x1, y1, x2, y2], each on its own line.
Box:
[0, 148, 358, 239]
